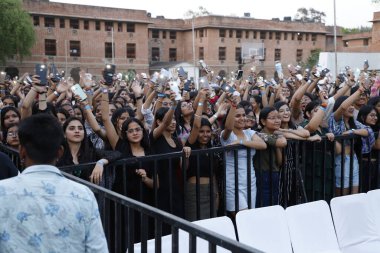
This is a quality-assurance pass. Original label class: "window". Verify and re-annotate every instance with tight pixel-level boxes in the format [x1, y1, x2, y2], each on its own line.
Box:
[344, 41, 348, 47]
[169, 31, 176, 40]
[45, 39, 56, 56]
[95, 21, 101, 31]
[84, 20, 89, 30]
[199, 29, 204, 38]
[199, 47, 204, 60]
[253, 31, 257, 39]
[305, 33, 309, 41]
[236, 30, 242, 39]
[59, 18, 65, 28]
[70, 19, 79, 29]
[229, 30, 233, 38]
[127, 23, 135, 32]
[297, 33, 303, 41]
[219, 29, 226, 38]
[284, 32, 288, 40]
[269, 32, 273, 40]
[162, 31, 166, 39]
[118, 22, 123, 32]
[70, 41, 81, 57]
[363, 39, 369, 46]
[260, 31, 266, 40]
[275, 32, 281, 40]
[245, 30, 249, 39]
[235, 47, 242, 62]
[33, 16, 40, 26]
[152, 29, 159, 39]
[292, 33, 295, 40]
[152, 47, 160, 61]
[105, 42, 113, 58]
[274, 48, 281, 61]
[219, 47, 226, 61]
[296, 49, 303, 62]
[105, 21, 113, 31]
[44, 17, 55, 28]
[127, 43, 136, 58]
[169, 48, 177, 61]
[311, 34, 317, 41]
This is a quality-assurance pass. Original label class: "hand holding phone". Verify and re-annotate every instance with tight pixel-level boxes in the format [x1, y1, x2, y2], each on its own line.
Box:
[71, 83, 87, 101]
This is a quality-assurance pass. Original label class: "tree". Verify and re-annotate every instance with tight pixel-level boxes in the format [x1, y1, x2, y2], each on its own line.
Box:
[295, 7, 326, 23]
[305, 49, 321, 68]
[184, 6, 211, 18]
[0, 0, 36, 64]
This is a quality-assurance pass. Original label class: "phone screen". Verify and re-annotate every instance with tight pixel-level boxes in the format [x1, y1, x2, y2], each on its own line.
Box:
[236, 70, 243, 80]
[71, 83, 87, 101]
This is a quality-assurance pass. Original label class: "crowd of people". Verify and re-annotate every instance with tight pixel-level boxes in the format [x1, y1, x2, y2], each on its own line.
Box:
[0, 62, 380, 223]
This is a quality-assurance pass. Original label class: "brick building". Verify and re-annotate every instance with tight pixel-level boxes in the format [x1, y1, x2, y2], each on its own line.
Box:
[5, 0, 378, 79]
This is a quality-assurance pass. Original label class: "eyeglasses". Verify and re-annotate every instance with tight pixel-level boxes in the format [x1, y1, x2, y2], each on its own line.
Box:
[162, 102, 174, 107]
[246, 115, 255, 120]
[266, 117, 282, 121]
[7, 131, 18, 137]
[126, 127, 143, 134]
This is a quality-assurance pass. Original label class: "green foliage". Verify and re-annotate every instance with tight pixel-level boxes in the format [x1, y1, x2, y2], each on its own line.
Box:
[341, 26, 372, 34]
[305, 49, 321, 68]
[0, 0, 36, 64]
[295, 7, 326, 23]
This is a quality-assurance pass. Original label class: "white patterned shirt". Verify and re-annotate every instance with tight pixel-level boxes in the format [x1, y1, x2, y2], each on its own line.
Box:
[0, 165, 108, 253]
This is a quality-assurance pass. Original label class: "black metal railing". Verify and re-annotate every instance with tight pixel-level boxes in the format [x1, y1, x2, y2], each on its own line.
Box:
[62, 172, 263, 253]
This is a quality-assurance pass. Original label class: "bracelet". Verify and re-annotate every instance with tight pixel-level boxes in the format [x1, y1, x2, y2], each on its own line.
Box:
[84, 104, 91, 111]
[53, 91, 60, 97]
[96, 160, 105, 166]
[198, 102, 203, 106]
[319, 106, 326, 112]
[194, 114, 201, 118]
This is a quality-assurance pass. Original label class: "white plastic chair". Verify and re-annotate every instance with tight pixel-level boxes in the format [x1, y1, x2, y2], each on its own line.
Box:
[330, 193, 380, 253]
[132, 216, 236, 253]
[285, 200, 341, 253]
[367, 189, 380, 237]
[236, 205, 292, 253]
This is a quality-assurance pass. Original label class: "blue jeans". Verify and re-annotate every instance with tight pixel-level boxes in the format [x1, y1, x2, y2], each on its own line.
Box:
[335, 154, 359, 188]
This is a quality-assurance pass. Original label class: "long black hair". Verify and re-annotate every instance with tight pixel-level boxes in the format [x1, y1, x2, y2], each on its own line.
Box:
[274, 101, 296, 129]
[120, 117, 150, 154]
[357, 105, 379, 132]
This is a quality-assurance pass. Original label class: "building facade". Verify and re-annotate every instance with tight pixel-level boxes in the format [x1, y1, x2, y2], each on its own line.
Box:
[3, 0, 378, 79]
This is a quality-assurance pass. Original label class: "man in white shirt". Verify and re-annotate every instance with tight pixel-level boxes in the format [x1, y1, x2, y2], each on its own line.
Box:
[0, 114, 108, 252]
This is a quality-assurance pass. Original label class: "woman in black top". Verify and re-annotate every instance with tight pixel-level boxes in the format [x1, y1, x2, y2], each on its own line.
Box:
[150, 98, 191, 219]
[185, 90, 218, 221]
[57, 117, 121, 186]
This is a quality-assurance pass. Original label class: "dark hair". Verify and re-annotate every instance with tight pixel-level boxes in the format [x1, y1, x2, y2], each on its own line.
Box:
[175, 101, 193, 135]
[357, 105, 379, 131]
[1, 106, 20, 130]
[368, 96, 380, 108]
[221, 104, 245, 130]
[251, 95, 263, 109]
[3, 123, 19, 146]
[73, 104, 85, 121]
[304, 101, 320, 120]
[120, 117, 150, 151]
[56, 107, 70, 120]
[61, 117, 93, 163]
[32, 101, 56, 116]
[239, 100, 253, 111]
[274, 101, 296, 128]
[2, 95, 19, 107]
[259, 107, 277, 128]
[111, 106, 135, 127]
[18, 114, 64, 163]
[155, 106, 170, 122]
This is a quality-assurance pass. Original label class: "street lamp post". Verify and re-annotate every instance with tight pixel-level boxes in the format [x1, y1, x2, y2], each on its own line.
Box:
[192, 16, 197, 89]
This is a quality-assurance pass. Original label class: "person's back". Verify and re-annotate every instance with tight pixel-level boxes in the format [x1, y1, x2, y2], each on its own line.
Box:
[0, 114, 108, 252]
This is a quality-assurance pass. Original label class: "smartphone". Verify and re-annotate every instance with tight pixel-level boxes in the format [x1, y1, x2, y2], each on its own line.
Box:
[295, 74, 303, 81]
[199, 76, 210, 89]
[71, 83, 87, 101]
[183, 80, 191, 92]
[24, 75, 33, 86]
[304, 69, 311, 81]
[70, 67, 81, 84]
[199, 60, 210, 73]
[0, 71, 6, 83]
[320, 68, 330, 78]
[364, 60, 369, 69]
[236, 70, 243, 80]
[169, 81, 182, 101]
[275, 61, 283, 78]
[221, 83, 236, 93]
[177, 67, 187, 79]
[35, 64, 48, 85]
[50, 63, 62, 83]
[150, 72, 159, 84]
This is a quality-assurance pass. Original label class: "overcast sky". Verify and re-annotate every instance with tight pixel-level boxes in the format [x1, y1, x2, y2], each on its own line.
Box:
[51, 0, 379, 28]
